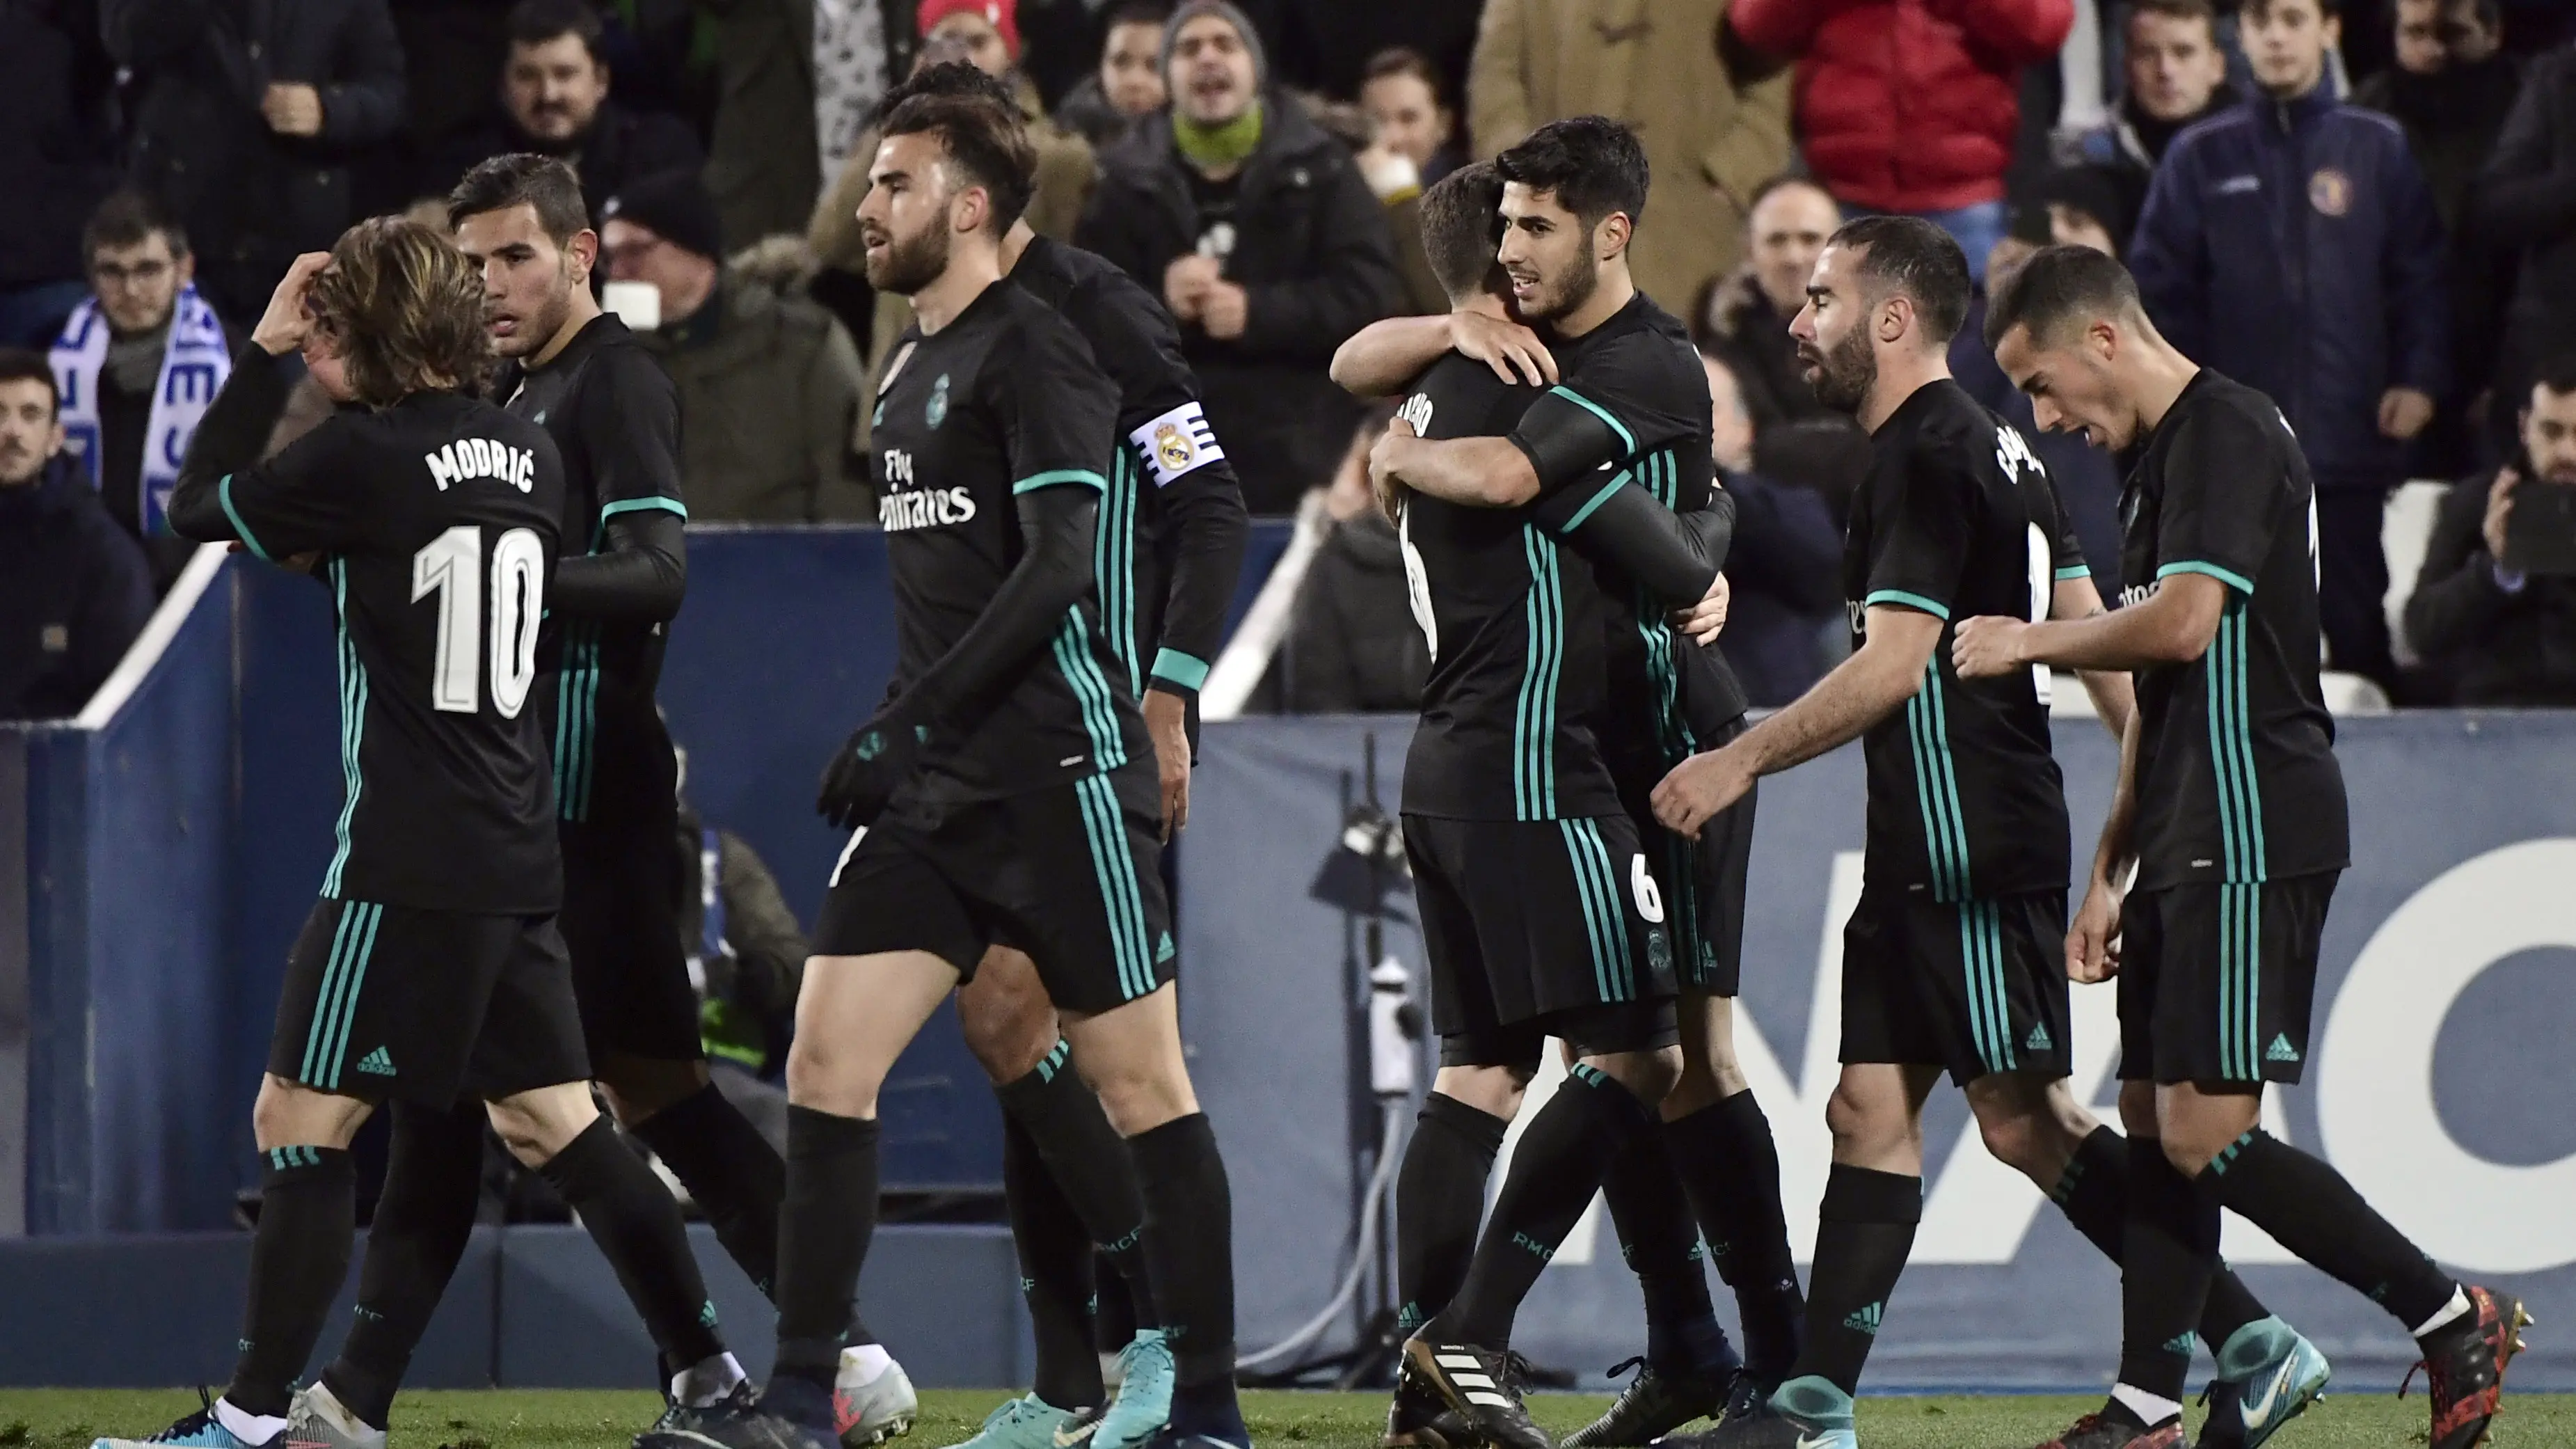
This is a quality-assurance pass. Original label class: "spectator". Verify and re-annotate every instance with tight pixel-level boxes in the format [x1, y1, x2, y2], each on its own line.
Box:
[1701, 349, 1842, 706]
[2130, 0, 2447, 687]
[2474, 29, 2576, 464]
[2402, 358, 2576, 704]
[428, 0, 705, 222]
[45, 191, 234, 593]
[1310, 94, 1447, 316]
[813, 0, 893, 188]
[603, 171, 870, 521]
[1359, 47, 1463, 190]
[1275, 408, 1426, 711]
[0, 349, 154, 722]
[104, 0, 407, 328]
[1078, 1, 1404, 513]
[0, 0, 120, 348]
[2062, 0, 2240, 228]
[1055, 0, 1172, 149]
[1726, 0, 2071, 282]
[701, 0, 825, 250]
[1469, 0, 1792, 311]
[1695, 176, 1873, 522]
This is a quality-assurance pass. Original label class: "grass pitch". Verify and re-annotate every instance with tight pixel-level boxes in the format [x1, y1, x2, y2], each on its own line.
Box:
[1, 1387, 2570, 1449]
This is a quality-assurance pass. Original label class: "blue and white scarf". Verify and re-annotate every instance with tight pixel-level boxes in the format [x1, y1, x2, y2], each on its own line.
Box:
[49, 283, 231, 537]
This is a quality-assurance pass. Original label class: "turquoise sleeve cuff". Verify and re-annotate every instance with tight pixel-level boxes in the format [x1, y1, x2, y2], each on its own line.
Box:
[1546, 386, 1637, 452]
[1014, 469, 1108, 494]
[218, 475, 272, 562]
[1863, 588, 1952, 621]
[2156, 560, 2254, 594]
[599, 496, 690, 522]
[2054, 564, 2093, 580]
[1150, 649, 1211, 691]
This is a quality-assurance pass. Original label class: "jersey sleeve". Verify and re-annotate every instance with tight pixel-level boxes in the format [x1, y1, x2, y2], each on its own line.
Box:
[1506, 332, 1708, 498]
[216, 418, 378, 560]
[2152, 402, 2291, 594]
[997, 312, 1122, 495]
[575, 347, 688, 530]
[1861, 440, 1978, 621]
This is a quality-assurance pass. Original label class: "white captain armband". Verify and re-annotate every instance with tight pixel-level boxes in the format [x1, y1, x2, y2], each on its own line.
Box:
[1128, 401, 1225, 487]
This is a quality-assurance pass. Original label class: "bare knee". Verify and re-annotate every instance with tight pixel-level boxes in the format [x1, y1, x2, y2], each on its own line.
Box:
[1432, 1063, 1531, 1119]
[785, 1031, 880, 1118]
[1585, 1045, 1682, 1108]
[957, 952, 1059, 1085]
[1826, 1082, 1917, 1162]
[595, 1053, 712, 1127]
[2118, 1081, 2159, 1138]
[1974, 1109, 2049, 1178]
[484, 1082, 598, 1166]
[251, 1075, 368, 1153]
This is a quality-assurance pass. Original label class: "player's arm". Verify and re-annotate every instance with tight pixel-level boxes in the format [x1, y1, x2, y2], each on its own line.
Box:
[551, 356, 689, 623]
[1329, 308, 1557, 397]
[2049, 573, 2136, 738]
[2069, 703, 2144, 983]
[1533, 472, 1728, 606]
[1958, 569, 2226, 674]
[1372, 376, 1639, 509]
[169, 253, 360, 557]
[1651, 604, 1943, 834]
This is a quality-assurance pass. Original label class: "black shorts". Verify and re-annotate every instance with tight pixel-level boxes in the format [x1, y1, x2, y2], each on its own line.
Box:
[813, 763, 1175, 1015]
[1610, 718, 1753, 997]
[2118, 873, 2336, 1086]
[1840, 886, 2072, 1086]
[560, 816, 705, 1063]
[1406, 811, 1680, 1070]
[269, 897, 590, 1107]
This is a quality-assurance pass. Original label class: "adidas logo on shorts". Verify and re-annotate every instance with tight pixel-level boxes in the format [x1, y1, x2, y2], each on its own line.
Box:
[2266, 1034, 2300, 1063]
[354, 1047, 395, 1077]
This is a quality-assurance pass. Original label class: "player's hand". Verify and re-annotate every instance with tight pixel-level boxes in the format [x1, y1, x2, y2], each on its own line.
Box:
[262, 81, 325, 137]
[2378, 386, 2435, 441]
[1369, 414, 1416, 519]
[1164, 255, 1221, 319]
[1951, 615, 2028, 679]
[1199, 281, 1250, 340]
[816, 711, 928, 830]
[2066, 872, 2124, 983]
[1673, 571, 1730, 644]
[1452, 310, 1557, 388]
[2483, 464, 2520, 563]
[1651, 745, 1754, 837]
[1144, 688, 1191, 840]
[251, 252, 332, 356]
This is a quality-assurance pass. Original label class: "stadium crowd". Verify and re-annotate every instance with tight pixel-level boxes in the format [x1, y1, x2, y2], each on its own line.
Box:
[8, 0, 2576, 722]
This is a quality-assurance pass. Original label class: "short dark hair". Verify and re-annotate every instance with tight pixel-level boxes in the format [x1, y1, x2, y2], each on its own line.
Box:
[880, 89, 1040, 233]
[1418, 161, 1505, 306]
[308, 219, 495, 407]
[873, 57, 1020, 128]
[2127, 0, 2217, 32]
[506, 0, 605, 56]
[2243, 0, 2339, 19]
[2532, 351, 2576, 397]
[448, 152, 594, 243]
[1494, 115, 1649, 232]
[1101, 0, 1170, 32]
[1362, 46, 1446, 104]
[83, 188, 189, 265]
[1984, 243, 2145, 351]
[1828, 214, 1970, 346]
[0, 348, 59, 416]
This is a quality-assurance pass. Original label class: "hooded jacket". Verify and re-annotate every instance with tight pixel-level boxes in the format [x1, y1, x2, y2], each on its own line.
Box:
[0, 452, 156, 720]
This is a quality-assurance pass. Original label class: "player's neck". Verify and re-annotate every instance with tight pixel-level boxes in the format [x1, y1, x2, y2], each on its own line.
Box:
[912, 241, 1007, 334]
[2126, 344, 2202, 435]
[531, 289, 603, 369]
[1859, 350, 1952, 435]
[1550, 266, 1635, 341]
[999, 222, 1037, 275]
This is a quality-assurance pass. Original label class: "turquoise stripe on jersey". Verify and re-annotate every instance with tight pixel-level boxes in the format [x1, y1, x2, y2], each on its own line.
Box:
[323, 562, 368, 897]
[1051, 610, 1130, 773]
[2227, 608, 2266, 878]
[589, 496, 690, 549]
[218, 475, 273, 561]
[1923, 663, 1973, 901]
[1014, 469, 1108, 493]
[1513, 527, 1565, 819]
[1865, 589, 1953, 620]
[2055, 564, 2093, 580]
[1094, 449, 1139, 692]
[1150, 648, 1209, 690]
[1558, 474, 1627, 533]
[2158, 560, 2255, 594]
[1548, 386, 1636, 452]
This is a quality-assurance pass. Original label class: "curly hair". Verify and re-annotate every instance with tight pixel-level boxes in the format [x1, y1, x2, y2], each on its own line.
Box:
[308, 218, 495, 407]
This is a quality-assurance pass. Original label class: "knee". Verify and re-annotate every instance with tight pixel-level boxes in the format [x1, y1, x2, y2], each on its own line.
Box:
[595, 1054, 711, 1127]
[1616, 1045, 1684, 1105]
[785, 1033, 880, 1118]
[1431, 1063, 1529, 1119]
[1974, 1111, 2047, 1178]
[483, 1103, 551, 1164]
[2161, 1132, 2222, 1180]
[958, 979, 1058, 1085]
[2117, 1082, 2159, 1139]
[1824, 1083, 1910, 1156]
[1079, 1057, 1195, 1137]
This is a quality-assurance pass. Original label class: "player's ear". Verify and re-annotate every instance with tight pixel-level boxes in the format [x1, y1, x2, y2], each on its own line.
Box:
[1879, 294, 1910, 345]
[565, 228, 599, 285]
[1596, 211, 1631, 262]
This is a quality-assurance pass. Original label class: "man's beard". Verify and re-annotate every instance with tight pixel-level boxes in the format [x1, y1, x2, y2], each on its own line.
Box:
[1804, 325, 1877, 415]
[1525, 251, 1600, 325]
[866, 222, 951, 296]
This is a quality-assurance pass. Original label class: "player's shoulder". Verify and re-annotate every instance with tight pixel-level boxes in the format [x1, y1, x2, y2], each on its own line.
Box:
[988, 283, 1103, 363]
[2165, 370, 2299, 466]
[569, 319, 676, 398]
[1891, 379, 2003, 470]
[1407, 352, 1536, 439]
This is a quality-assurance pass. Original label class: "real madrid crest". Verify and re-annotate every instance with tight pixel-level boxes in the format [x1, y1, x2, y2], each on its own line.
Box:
[1153, 421, 1195, 473]
[925, 373, 951, 429]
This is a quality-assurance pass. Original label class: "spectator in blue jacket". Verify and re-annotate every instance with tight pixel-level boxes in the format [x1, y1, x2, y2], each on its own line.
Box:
[1701, 349, 1843, 705]
[2129, 0, 2449, 688]
[0, 349, 154, 721]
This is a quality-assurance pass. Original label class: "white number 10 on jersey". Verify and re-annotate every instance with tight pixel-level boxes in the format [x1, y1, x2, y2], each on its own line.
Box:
[413, 525, 547, 717]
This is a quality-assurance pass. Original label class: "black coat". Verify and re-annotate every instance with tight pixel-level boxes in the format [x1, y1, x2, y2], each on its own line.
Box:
[2401, 466, 2576, 706]
[0, 454, 157, 721]
[427, 102, 706, 225]
[0, 0, 119, 290]
[2475, 47, 2576, 451]
[104, 0, 408, 324]
[1277, 509, 1427, 713]
[1077, 99, 1403, 514]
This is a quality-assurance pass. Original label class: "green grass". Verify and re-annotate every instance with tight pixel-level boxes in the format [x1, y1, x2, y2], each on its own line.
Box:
[0, 1388, 2568, 1449]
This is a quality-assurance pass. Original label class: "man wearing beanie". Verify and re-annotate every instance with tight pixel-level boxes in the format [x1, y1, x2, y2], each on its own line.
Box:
[602, 170, 871, 523]
[1077, 0, 1403, 514]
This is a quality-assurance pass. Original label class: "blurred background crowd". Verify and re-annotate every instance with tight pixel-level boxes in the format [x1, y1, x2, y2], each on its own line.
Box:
[9, 0, 2576, 735]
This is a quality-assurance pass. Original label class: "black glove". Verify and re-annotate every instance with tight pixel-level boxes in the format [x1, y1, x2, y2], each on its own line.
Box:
[816, 710, 931, 829]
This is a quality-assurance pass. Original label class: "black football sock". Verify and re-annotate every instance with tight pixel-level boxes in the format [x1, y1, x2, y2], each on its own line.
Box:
[2117, 1136, 2213, 1409]
[1095, 1251, 1139, 1352]
[228, 1146, 359, 1419]
[1600, 1127, 1735, 1377]
[1789, 1164, 1920, 1397]
[774, 1106, 879, 1386]
[2200, 1129, 2458, 1330]
[996, 1040, 1157, 1327]
[324, 1102, 485, 1429]
[630, 1079, 786, 1302]
[1435, 1065, 1658, 1349]
[1394, 1092, 1506, 1333]
[537, 1115, 726, 1372]
[2051, 1125, 2271, 1358]
[1005, 1114, 1105, 1409]
[1130, 1112, 1243, 1441]
[1668, 1090, 1803, 1379]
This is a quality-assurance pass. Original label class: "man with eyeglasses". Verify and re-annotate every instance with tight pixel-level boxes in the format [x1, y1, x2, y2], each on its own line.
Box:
[46, 189, 235, 590]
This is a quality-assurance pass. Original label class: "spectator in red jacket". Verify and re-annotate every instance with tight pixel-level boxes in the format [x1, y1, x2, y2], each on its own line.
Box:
[1726, 0, 2073, 281]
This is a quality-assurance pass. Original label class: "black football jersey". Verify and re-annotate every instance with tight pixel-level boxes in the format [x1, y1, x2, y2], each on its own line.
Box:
[218, 393, 565, 913]
[1008, 235, 1243, 694]
[1529, 295, 1749, 772]
[869, 278, 1140, 802]
[1397, 353, 1625, 821]
[2118, 370, 2348, 889]
[498, 313, 686, 827]
[1845, 379, 2088, 901]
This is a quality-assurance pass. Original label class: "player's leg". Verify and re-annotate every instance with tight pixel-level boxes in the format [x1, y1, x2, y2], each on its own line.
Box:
[308, 1100, 485, 1441]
